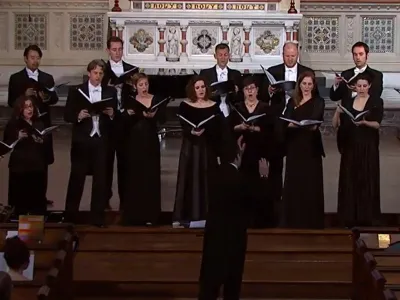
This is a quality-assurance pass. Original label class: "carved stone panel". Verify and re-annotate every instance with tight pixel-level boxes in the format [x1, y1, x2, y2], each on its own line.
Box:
[303, 17, 339, 53]
[0, 13, 7, 51]
[190, 26, 219, 55]
[362, 17, 394, 53]
[14, 13, 47, 50]
[126, 26, 156, 55]
[69, 13, 104, 51]
[253, 28, 282, 56]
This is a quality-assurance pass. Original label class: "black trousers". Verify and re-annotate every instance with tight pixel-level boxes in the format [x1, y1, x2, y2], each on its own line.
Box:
[198, 164, 248, 300]
[65, 137, 108, 224]
[106, 116, 126, 208]
[9, 170, 47, 216]
[267, 157, 284, 226]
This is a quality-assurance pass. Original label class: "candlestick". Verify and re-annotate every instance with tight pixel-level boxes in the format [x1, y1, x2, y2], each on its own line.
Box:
[287, 0, 298, 13]
[112, 0, 122, 12]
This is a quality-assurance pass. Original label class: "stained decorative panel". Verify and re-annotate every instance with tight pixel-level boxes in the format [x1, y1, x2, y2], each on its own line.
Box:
[14, 13, 47, 50]
[362, 17, 394, 53]
[69, 13, 104, 51]
[303, 17, 339, 53]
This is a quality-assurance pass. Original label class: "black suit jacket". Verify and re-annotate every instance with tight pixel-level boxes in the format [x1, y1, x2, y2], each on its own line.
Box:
[63, 82, 118, 144]
[8, 69, 59, 125]
[199, 65, 243, 104]
[101, 60, 138, 107]
[262, 63, 319, 115]
[329, 66, 383, 102]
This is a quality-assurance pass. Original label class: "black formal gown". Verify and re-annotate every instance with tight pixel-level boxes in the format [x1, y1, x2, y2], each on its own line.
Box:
[337, 96, 383, 227]
[122, 95, 165, 225]
[281, 97, 325, 229]
[173, 101, 229, 223]
[231, 101, 274, 227]
[4, 118, 47, 215]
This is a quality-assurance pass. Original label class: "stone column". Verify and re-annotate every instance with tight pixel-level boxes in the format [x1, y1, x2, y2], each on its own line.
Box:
[221, 22, 229, 45]
[243, 25, 251, 56]
[285, 25, 293, 41]
[110, 22, 117, 37]
[292, 24, 299, 42]
[117, 25, 124, 39]
[180, 23, 188, 62]
[157, 22, 166, 61]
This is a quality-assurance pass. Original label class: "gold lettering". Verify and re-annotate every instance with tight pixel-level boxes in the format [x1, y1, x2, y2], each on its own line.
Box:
[188, 3, 220, 10]
[147, 2, 181, 9]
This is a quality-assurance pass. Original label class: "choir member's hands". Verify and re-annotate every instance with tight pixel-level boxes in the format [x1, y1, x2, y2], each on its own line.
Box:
[32, 135, 43, 143]
[249, 125, 260, 132]
[25, 88, 36, 97]
[235, 85, 239, 92]
[127, 109, 135, 115]
[347, 84, 356, 91]
[78, 109, 90, 121]
[234, 122, 250, 131]
[288, 122, 298, 128]
[354, 119, 366, 126]
[191, 128, 205, 136]
[103, 107, 114, 117]
[336, 106, 343, 114]
[334, 75, 343, 87]
[233, 135, 246, 168]
[18, 130, 28, 139]
[258, 158, 269, 178]
[143, 109, 157, 118]
[268, 85, 277, 94]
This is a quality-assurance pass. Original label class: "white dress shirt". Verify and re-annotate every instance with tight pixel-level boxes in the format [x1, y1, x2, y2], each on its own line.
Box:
[333, 65, 367, 98]
[26, 67, 39, 81]
[88, 82, 102, 137]
[110, 60, 124, 111]
[282, 64, 298, 114]
[216, 65, 230, 117]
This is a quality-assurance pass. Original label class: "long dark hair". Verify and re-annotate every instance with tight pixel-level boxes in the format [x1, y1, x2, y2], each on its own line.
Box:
[12, 95, 38, 120]
[292, 71, 317, 107]
[185, 75, 211, 102]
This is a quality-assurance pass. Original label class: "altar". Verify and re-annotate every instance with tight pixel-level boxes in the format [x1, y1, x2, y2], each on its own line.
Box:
[108, 0, 302, 73]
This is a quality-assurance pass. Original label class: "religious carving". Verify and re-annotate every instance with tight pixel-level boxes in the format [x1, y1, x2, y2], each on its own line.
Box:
[166, 27, 180, 61]
[129, 28, 154, 52]
[14, 13, 47, 50]
[230, 27, 243, 62]
[303, 17, 339, 53]
[255, 30, 280, 54]
[192, 29, 217, 54]
[0, 13, 8, 51]
[70, 14, 104, 51]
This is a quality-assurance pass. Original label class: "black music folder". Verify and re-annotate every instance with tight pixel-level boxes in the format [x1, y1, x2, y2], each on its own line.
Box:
[260, 65, 296, 92]
[78, 88, 114, 113]
[128, 96, 173, 113]
[338, 104, 369, 122]
[210, 80, 236, 96]
[331, 68, 365, 86]
[113, 67, 139, 85]
[232, 107, 266, 124]
[27, 78, 69, 94]
[0, 139, 20, 156]
[280, 117, 323, 126]
[177, 114, 216, 130]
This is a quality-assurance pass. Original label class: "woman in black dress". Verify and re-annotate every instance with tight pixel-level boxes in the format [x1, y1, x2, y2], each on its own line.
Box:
[231, 76, 273, 227]
[173, 75, 233, 226]
[121, 73, 165, 226]
[281, 71, 325, 229]
[4, 96, 48, 215]
[332, 73, 383, 227]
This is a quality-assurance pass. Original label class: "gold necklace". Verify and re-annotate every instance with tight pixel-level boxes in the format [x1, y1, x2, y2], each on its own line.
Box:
[245, 100, 257, 108]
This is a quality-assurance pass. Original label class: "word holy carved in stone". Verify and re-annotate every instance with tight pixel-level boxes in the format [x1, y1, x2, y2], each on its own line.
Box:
[143, 1, 268, 10]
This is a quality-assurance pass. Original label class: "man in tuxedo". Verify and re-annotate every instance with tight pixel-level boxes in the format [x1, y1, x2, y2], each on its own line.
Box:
[102, 36, 138, 210]
[330, 41, 383, 102]
[64, 59, 117, 227]
[7, 44, 59, 207]
[199, 43, 242, 117]
[329, 41, 383, 152]
[262, 41, 317, 225]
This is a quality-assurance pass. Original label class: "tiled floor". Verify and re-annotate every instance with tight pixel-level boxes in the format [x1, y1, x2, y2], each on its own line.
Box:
[0, 129, 398, 214]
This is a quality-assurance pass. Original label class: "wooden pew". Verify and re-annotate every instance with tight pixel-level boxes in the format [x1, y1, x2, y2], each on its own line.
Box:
[353, 228, 400, 300]
[0, 224, 76, 300]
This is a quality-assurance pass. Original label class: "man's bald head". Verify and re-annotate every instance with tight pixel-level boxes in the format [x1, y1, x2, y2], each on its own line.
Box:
[283, 41, 299, 68]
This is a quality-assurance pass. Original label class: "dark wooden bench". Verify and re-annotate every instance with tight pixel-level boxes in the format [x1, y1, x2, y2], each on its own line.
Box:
[0, 224, 76, 300]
